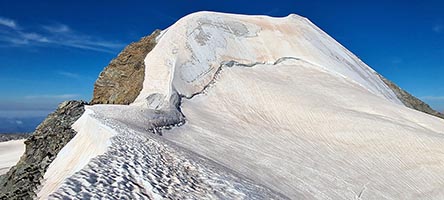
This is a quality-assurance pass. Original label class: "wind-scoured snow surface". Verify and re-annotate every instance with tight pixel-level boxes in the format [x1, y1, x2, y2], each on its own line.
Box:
[38, 12, 444, 199]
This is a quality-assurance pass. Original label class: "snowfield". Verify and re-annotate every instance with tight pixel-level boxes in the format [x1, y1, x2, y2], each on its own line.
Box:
[36, 11, 444, 199]
[0, 140, 25, 175]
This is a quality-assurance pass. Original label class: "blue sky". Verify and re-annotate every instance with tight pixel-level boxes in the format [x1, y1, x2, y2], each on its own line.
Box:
[0, 0, 443, 122]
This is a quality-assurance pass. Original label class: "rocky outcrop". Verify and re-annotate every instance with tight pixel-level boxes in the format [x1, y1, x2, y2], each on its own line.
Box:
[0, 101, 86, 199]
[379, 75, 444, 119]
[91, 30, 161, 105]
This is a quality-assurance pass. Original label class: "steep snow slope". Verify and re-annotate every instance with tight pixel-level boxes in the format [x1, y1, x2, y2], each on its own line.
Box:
[37, 12, 444, 199]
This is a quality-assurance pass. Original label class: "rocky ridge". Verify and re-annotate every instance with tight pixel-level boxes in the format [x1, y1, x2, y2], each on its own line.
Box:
[91, 30, 161, 105]
[379, 75, 444, 119]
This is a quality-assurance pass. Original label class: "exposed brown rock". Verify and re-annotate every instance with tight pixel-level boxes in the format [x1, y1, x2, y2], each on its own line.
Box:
[0, 101, 87, 199]
[379, 75, 444, 119]
[91, 30, 161, 105]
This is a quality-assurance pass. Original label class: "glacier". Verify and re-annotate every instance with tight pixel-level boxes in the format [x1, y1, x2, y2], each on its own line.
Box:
[33, 11, 444, 199]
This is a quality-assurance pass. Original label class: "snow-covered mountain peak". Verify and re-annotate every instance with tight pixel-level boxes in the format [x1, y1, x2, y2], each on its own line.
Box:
[4, 12, 444, 200]
[133, 11, 401, 109]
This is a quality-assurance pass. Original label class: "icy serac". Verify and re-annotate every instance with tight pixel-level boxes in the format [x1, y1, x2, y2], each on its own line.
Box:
[36, 11, 444, 199]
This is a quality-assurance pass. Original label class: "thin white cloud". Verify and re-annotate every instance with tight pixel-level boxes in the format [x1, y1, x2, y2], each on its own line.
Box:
[0, 16, 124, 53]
[0, 17, 18, 29]
[21, 32, 49, 42]
[24, 94, 79, 99]
[421, 96, 444, 101]
[57, 71, 81, 79]
[42, 24, 70, 33]
[433, 24, 443, 33]
[0, 32, 50, 46]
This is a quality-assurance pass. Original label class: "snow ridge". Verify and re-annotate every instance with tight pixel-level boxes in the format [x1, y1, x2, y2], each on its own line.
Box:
[48, 107, 288, 199]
